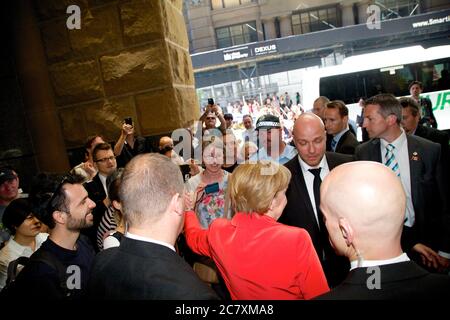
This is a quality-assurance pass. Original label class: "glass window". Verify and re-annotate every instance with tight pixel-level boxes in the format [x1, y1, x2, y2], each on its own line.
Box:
[292, 5, 339, 35]
[215, 21, 257, 48]
[319, 57, 450, 103]
[377, 0, 420, 21]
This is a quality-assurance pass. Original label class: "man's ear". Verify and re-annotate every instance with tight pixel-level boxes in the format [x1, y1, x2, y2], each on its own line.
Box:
[338, 217, 354, 247]
[169, 193, 184, 216]
[343, 115, 349, 124]
[387, 114, 399, 126]
[52, 210, 66, 225]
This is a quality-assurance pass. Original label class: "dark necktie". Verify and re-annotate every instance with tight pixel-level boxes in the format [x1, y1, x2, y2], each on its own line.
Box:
[308, 168, 324, 228]
[308, 168, 329, 261]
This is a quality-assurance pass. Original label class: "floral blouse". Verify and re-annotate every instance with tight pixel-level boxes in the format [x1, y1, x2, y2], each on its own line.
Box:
[185, 171, 229, 229]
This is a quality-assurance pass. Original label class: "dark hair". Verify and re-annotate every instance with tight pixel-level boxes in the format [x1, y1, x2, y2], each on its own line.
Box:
[92, 142, 113, 162]
[399, 97, 420, 117]
[43, 174, 85, 229]
[2, 198, 33, 234]
[365, 93, 402, 125]
[29, 172, 66, 223]
[224, 113, 233, 120]
[326, 100, 349, 117]
[408, 81, 423, 91]
[84, 135, 104, 151]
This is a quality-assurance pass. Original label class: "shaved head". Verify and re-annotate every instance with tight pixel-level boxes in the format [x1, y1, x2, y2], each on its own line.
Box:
[320, 161, 405, 260]
[292, 113, 326, 167]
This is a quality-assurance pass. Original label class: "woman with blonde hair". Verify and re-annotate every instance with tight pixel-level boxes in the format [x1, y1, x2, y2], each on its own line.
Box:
[184, 161, 329, 300]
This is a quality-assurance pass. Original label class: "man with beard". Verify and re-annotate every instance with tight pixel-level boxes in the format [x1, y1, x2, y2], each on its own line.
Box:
[3, 174, 96, 299]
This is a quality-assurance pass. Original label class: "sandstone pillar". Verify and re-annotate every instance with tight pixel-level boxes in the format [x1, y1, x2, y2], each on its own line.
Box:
[13, 0, 70, 172]
[34, 0, 199, 150]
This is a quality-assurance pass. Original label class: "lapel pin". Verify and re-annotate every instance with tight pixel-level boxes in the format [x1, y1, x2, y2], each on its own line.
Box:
[411, 151, 419, 161]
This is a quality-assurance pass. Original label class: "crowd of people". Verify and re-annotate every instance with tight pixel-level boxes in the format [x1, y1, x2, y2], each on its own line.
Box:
[0, 80, 449, 300]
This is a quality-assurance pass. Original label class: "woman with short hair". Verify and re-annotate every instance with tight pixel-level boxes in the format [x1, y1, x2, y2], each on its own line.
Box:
[0, 198, 48, 289]
[184, 161, 329, 300]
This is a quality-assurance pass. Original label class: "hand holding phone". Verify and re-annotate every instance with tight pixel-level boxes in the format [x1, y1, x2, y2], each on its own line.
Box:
[124, 117, 133, 125]
[204, 182, 219, 194]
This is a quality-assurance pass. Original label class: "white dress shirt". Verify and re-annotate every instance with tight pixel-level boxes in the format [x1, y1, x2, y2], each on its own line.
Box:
[380, 130, 415, 227]
[126, 232, 176, 252]
[98, 173, 109, 197]
[298, 155, 330, 227]
[350, 253, 410, 271]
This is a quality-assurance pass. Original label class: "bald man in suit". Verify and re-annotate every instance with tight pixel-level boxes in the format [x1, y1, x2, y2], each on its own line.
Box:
[317, 162, 450, 299]
[280, 113, 353, 287]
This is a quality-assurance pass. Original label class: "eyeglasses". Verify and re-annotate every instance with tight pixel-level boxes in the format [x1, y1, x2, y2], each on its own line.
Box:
[95, 156, 116, 163]
[206, 117, 216, 120]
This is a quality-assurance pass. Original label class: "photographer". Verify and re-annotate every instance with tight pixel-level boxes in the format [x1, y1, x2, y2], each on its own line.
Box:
[199, 99, 226, 135]
[113, 118, 146, 168]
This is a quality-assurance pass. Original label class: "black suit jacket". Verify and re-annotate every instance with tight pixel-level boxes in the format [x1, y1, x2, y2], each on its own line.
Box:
[327, 130, 359, 155]
[316, 261, 450, 300]
[414, 125, 450, 180]
[83, 174, 107, 251]
[87, 238, 218, 300]
[280, 152, 353, 287]
[355, 135, 450, 253]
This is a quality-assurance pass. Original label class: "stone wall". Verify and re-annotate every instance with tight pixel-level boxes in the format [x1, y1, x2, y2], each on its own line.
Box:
[36, 0, 199, 148]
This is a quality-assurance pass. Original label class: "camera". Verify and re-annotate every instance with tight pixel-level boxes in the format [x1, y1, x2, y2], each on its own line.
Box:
[204, 182, 219, 194]
[124, 117, 133, 125]
[208, 98, 214, 105]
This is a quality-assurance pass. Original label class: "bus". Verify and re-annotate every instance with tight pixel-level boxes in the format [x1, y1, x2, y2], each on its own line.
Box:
[302, 45, 450, 131]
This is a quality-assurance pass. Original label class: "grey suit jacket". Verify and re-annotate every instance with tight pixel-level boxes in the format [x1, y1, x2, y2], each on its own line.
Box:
[355, 135, 450, 253]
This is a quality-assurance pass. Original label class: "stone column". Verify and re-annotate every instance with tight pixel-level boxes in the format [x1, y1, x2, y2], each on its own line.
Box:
[341, 3, 355, 27]
[280, 15, 293, 37]
[262, 17, 276, 40]
[34, 0, 199, 152]
[12, 0, 70, 172]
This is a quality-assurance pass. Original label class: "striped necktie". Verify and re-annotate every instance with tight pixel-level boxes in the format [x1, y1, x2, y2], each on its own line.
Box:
[331, 138, 337, 151]
[384, 144, 400, 177]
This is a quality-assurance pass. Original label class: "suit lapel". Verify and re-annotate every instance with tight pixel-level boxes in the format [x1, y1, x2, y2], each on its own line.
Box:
[406, 135, 421, 208]
[370, 139, 382, 162]
[335, 131, 347, 152]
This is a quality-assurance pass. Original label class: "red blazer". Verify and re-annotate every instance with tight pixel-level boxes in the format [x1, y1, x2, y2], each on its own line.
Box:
[184, 211, 329, 300]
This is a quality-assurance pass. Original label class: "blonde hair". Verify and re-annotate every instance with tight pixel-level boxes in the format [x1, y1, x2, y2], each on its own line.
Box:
[229, 162, 291, 214]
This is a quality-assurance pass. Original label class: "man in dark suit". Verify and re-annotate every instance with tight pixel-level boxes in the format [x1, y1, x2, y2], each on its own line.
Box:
[317, 162, 450, 299]
[355, 94, 450, 272]
[400, 97, 450, 182]
[87, 153, 218, 300]
[324, 100, 359, 155]
[83, 142, 117, 251]
[279, 113, 353, 287]
[409, 80, 438, 128]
